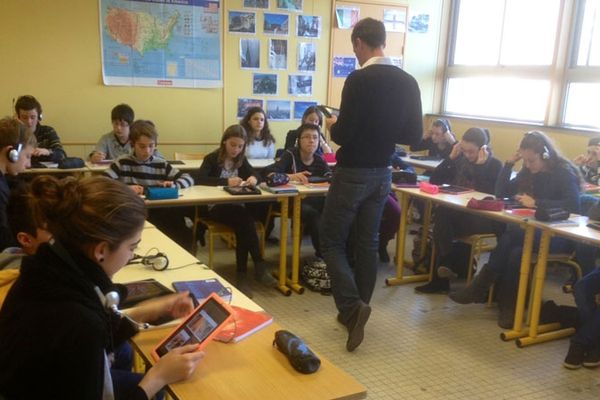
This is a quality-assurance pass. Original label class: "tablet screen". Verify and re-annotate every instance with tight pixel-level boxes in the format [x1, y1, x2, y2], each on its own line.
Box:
[154, 295, 232, 358]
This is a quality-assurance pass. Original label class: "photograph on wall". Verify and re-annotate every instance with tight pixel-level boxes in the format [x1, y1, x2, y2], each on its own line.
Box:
[335, 6, 360, 29]
[294, 101, 318, 119]
[229, 10, 256, 34]
[297, 42, 316, 72]
[288, 75, 313, 96]
[264, 13, 289, 35]
[266, 100, 291, 120]
[253, 73, 278, 95]
[240, 38, 260, 69]
[383, 9, 406, 33]
[297, 15, 321, 38]
[333, 56, 356, 78]
[244, 0, 269, 9]
[238, 98, 264, 118]
[408, 14, 430, 33]
[268, 39, 288, 70]
[276, 0, 302, 12]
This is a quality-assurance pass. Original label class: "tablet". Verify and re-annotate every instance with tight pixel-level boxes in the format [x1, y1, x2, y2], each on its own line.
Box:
[307, 176, 330, 184]
[121, 278, 174, 309]
[152, 293, 234, 360]
[223, 185, 261, 195]
[439, 184, 473, 194]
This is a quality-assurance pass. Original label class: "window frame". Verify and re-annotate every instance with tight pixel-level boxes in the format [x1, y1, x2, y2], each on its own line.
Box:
[441, 0, 600, 131]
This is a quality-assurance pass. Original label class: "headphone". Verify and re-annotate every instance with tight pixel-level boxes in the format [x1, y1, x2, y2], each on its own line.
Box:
[435, 118, 451, 133]
[525, 131, 551, 160]
[94, 287, 149, 330]
[128, 250, 169, 271]
[7, 143, 22, 163]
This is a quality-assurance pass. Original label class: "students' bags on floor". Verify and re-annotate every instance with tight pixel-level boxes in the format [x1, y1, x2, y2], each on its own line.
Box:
[300, 258, 331, 294]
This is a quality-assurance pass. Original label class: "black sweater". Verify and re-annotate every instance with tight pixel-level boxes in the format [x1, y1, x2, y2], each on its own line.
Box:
[430, 154, 502, 195]
[0, 243, 144, 400]
[331, 63, 423, 168]
[263, 148, 331, 178]
[192, 150, 259, 186]
[495, 162, 581, 213]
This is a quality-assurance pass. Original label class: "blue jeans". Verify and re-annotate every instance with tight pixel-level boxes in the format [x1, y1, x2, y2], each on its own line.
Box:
[320, 167, 391, 319]
[573, 267, 600, 346]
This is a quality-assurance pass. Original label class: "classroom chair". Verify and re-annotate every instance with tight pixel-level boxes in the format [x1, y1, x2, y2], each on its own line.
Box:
[173, 152, 204, 160]
[192, 208, 266, 269]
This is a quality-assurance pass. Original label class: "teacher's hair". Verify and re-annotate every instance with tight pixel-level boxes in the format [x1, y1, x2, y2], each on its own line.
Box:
[351, 18, 386, 48]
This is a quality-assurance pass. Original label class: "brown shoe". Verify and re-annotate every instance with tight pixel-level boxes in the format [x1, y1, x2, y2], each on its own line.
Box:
[346, 302, 371, 352]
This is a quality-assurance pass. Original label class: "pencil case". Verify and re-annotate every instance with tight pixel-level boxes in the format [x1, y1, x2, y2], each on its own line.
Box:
[419, 181, 439, 194]
[145, 186, 179, 200]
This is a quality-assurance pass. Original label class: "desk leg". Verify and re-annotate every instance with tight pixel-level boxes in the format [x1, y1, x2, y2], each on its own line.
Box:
[287, 194, 305, 294]
[386, 193, 430, 285]
[501, 224, 535, 341]
[516, 230, 575, 347]
[277, 198, 292, 296]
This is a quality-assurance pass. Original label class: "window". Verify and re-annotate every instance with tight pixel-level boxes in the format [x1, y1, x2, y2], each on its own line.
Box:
[563, 0, 600, 128]
[443, 0, 600, 130]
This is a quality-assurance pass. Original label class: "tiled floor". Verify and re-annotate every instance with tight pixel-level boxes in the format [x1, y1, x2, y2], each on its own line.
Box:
[197, 231, 600, 399]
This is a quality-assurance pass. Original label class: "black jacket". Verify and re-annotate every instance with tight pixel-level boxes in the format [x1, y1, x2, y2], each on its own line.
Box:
[192, 150, 259, 186]
[0, 243, 144, 400]
[430, 153, 502, 195]
[263, 148, 331, 178]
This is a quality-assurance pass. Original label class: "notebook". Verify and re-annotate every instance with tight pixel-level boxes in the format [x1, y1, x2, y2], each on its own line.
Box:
[215, 305, 273, 343]
[172, 278, 233, 304]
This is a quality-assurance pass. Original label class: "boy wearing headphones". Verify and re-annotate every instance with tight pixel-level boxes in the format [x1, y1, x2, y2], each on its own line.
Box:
[14, 95, 66, 164]
[0, 117, 36, 250]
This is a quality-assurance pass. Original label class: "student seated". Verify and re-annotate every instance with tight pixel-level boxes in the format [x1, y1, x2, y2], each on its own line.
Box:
[573, 136, 600, 185]
[104, 120, 194, 251]
[0, 175, 203, 399]
[410, 118, 456, 159]
[283, 106, 333, 155]
[14, 95, 66, 164]
[192, 125, 277, 297]
[240, 106, 276, 159]
[415, 128, 503, 294]
[264, 123, 332, 259]
[1, 184, 52, 270]
[0, 117, 36, 251]
[450, 131, 581, 328]
[90, 104, 135, 163]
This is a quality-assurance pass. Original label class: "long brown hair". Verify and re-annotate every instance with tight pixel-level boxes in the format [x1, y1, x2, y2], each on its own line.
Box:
[29, 175, 146, 252]
[240, 107, 275, 146]
[217, 125, 248, 169]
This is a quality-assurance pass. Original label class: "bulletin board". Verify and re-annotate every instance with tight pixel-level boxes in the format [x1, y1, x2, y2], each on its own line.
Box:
[328, 1, 408, 108]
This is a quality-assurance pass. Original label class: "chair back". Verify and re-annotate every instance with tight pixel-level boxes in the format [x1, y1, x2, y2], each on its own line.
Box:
[174, 152, 204, 160]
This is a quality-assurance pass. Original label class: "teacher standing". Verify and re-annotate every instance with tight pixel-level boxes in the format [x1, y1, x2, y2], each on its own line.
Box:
[321, 18, 423, 352]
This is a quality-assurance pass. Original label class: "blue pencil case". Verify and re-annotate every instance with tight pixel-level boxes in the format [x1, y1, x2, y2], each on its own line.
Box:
[145, 186, 179, 200]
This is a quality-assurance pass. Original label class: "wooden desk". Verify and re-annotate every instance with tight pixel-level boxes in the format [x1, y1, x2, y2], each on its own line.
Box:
[144, 185, 296, 296]
[502, 216, 599, 347]
[387, 187, 530, 286]
[116, 225, 367, 400]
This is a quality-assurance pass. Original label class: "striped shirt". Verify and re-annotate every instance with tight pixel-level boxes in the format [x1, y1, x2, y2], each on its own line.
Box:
[104, 154, 193, 188]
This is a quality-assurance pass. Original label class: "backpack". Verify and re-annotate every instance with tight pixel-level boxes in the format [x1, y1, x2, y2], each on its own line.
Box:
[411, 227, 433, 274]
[300, 258, 331, 294]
